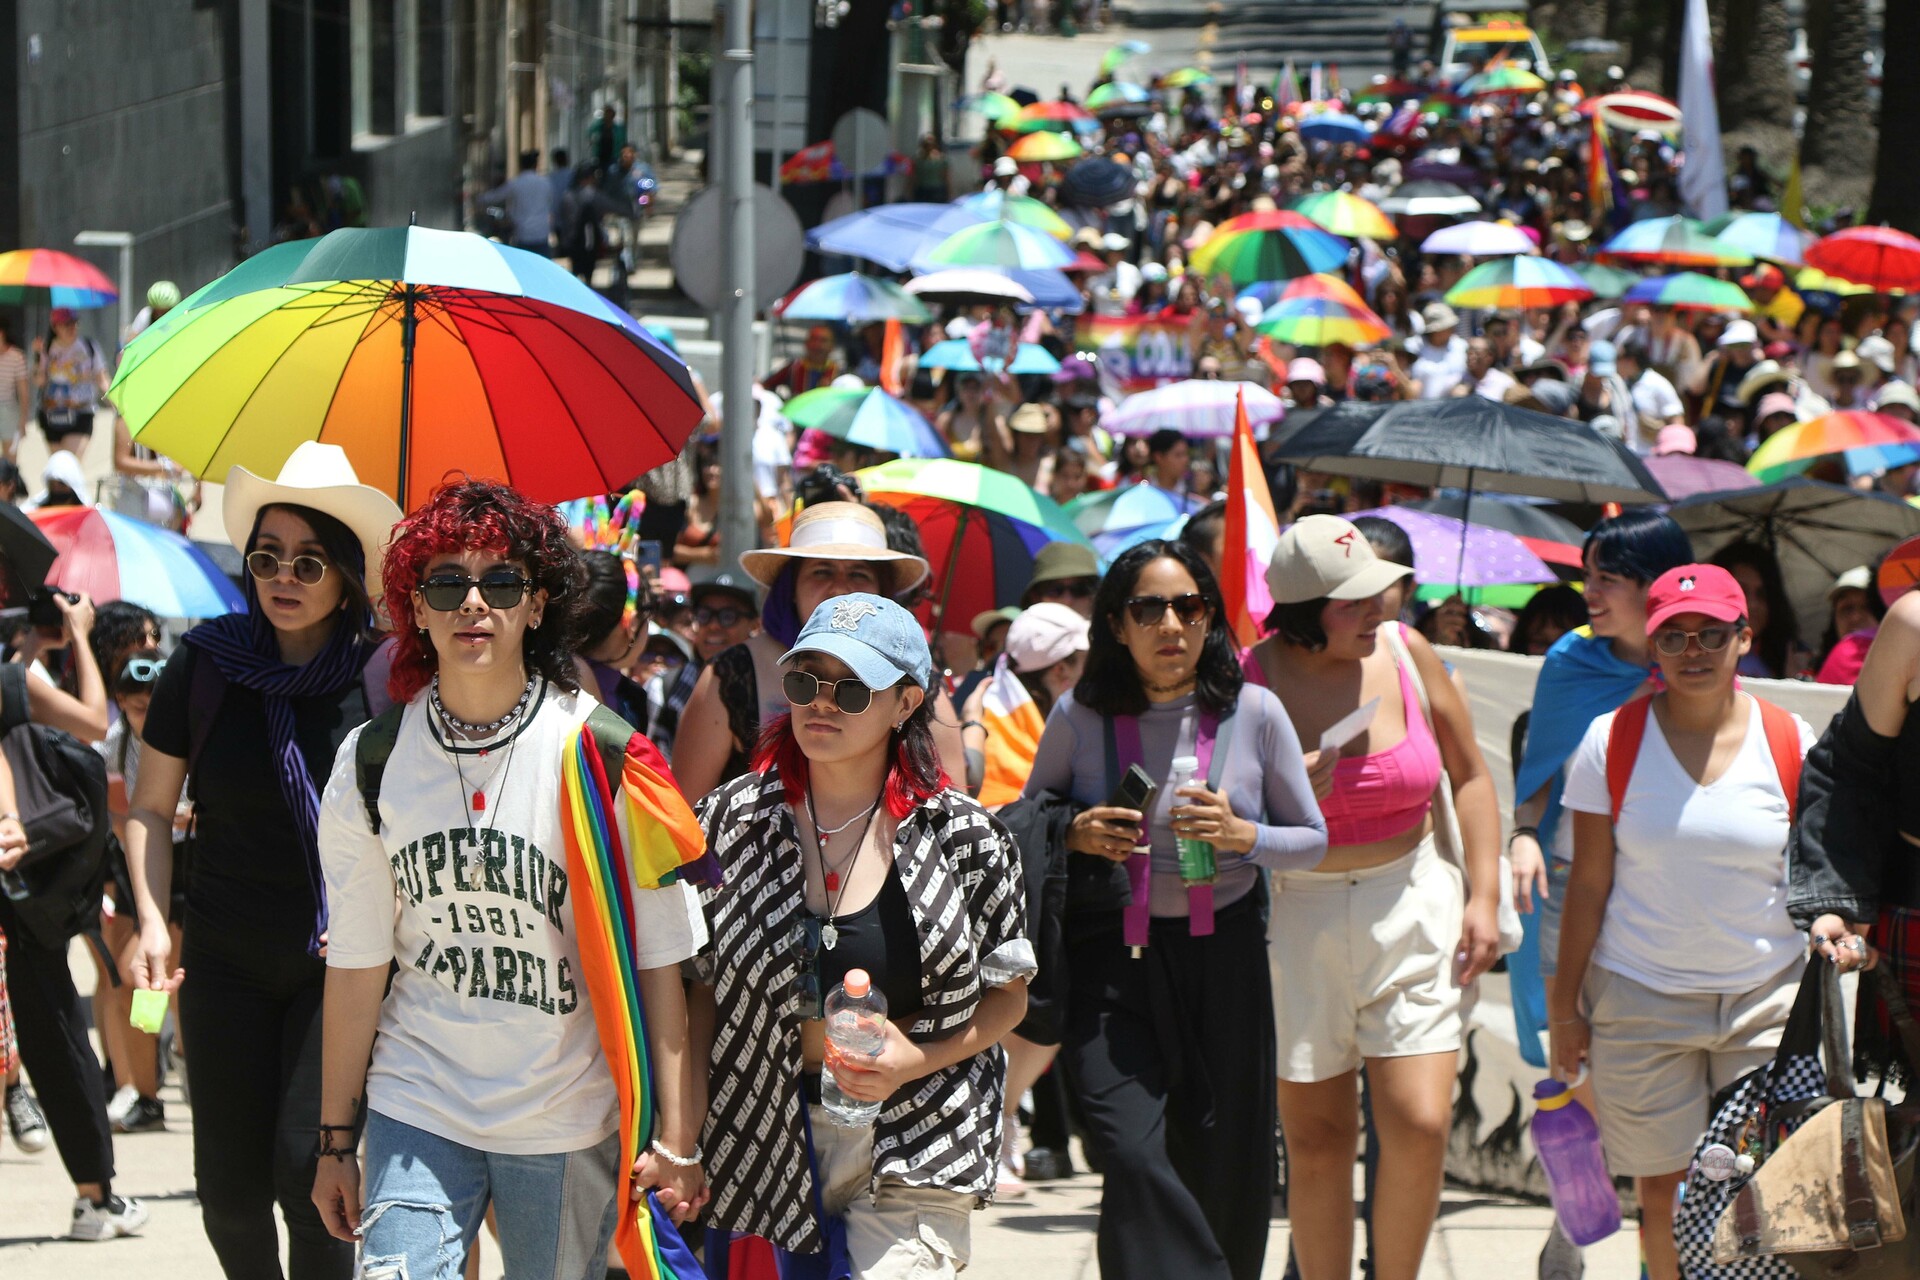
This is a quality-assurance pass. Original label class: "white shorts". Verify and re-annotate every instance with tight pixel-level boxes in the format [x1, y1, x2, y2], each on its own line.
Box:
[1268, 833, 1466, 1084]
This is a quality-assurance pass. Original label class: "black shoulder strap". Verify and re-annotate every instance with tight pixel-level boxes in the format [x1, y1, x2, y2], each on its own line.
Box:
[352, 704, 408, 834]
[0, 663, 29, 735]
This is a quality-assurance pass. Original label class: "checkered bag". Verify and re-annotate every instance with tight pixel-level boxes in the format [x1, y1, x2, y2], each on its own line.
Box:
[1672, 961, 1846, 1280]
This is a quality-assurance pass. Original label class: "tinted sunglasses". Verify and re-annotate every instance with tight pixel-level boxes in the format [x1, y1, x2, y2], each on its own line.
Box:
[782, 669, 875, 715]
[794, 915, 825, 1020]
[116, 656, 165, 688]
[1031, 577, 1097, 601]
[693, 605, 752, 628]
[245, 550, 329, 586]
[1123, 593, 1211, 628]
[1651, 624, 1740, 657]
[417, 572, 534, 612]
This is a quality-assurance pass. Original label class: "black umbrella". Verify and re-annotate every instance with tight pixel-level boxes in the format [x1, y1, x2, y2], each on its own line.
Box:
[1061, 158, 1134, 209]
[1403, 494, 1587, 545]
[1669, 477, 1920, 645]
[0, 504, 57, 608]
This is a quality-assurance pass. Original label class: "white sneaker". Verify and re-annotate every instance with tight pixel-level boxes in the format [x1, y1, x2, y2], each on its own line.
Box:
[70, 1194, 150, 1241]
[106, 1084, 140, 1129]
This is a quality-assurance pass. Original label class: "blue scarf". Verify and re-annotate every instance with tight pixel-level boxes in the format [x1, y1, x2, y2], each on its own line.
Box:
[181, 571, 373, 955]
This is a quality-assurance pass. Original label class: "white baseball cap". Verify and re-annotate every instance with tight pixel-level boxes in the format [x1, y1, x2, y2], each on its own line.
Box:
[1717, 319, 1758, 348]
[1266, 515, 1414, 605]
[1005, 602, 1091, 673]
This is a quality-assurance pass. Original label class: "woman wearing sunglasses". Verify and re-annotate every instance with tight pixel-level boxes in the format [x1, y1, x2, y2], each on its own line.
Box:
[1551, 565, 1813, 1280]
[1254, 516, 1502, 1280]
[312, 480, 706, 1279]
[679, 592, 1033, 1278]
[122, 442, 401, 1275]
[1022, 539, 1327, 1280]
[671, 502, 929, 803]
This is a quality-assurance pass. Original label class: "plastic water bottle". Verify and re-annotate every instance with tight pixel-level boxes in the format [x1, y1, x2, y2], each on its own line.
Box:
[822, 969, 889, 1127]
[1531, 1078, 1621, 1245]
[1169, 755, 1216, 885]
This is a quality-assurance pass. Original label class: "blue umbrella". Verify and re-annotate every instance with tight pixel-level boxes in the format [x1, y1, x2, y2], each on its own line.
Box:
[783, 385, 951, 458]
[1712, 212, 1815, 267]
[1297, 113, 1371, 146]
[1065, 483, 1200, 556]
[775, 271, 931, 323]
[917, 339, 1063, 375]
[1005, 268, 1085, 312]
[807, 204, 953, 270]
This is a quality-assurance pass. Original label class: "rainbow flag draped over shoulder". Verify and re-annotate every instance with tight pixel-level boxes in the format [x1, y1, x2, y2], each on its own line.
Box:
[560, 715, 716, 1280]
[977, 655, 1047, 809]
[1221, 389, 1280, 648]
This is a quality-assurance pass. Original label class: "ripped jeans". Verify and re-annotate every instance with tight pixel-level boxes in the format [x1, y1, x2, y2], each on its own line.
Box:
[357, 1111, 619, 1280]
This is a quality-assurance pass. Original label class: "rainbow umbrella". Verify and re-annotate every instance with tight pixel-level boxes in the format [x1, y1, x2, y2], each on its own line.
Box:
[916, 339, 1061, 375]
[1708, 212, 1815, 267]
[1421, 220, 1536, 256]
[1795, 265, 1879, 300]
[1445, 256, 1592, 309]
[950, 190, 1073, 240]
[1009, 100, 1100, 135]
[29, 506, 243, 617]
[108, 226, 702, 509]
[1256, 295, 1390, 347]
[1159, 67, 1214, 89]
[1100, 39, 1151, 76]
[1190, 210, 1348, 286]
[1598, 216, 1753, 268]
[1622, 272, 1754, 313]
[955, 92, 1021, 122]
[1289, 191, 1397, 240]
[1572, 262, 1643, 299]
[773, 271, 931, 323]
[1747, 411, 1920, 483]
[1086, 81, 1152, 114]
[1239, 272, 1369, 312]
[915, 219, 1077, 271]
[783, 385, 949, 458]
[0, 249, 118, 309]
[1805, 225, 1920, 292]
[1463, 63, 1547, 96]
[1006, 131, 1084, 163]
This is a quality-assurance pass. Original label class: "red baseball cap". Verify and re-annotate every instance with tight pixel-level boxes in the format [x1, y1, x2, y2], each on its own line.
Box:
[1740, 264, 1785, 291]
[1644, 564, 1748, 634]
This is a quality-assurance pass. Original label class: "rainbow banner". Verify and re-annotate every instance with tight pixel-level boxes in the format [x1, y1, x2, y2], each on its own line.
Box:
[1221, 389, 1280, 648]
[1073, 316, 1194, 393]
[977, 656, 1048, 809]
[561, 718, 713, 1280]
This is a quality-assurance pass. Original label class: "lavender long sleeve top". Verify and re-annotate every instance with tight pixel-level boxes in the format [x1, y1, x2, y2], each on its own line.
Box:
[1022, 684, 1329, 916]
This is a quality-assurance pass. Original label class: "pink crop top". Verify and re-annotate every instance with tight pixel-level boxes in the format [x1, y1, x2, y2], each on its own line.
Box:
[1315, 636, 1443, 847]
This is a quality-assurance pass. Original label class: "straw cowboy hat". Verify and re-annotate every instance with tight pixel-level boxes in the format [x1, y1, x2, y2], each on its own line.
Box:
[739, 501, 931, 595]
[223, 441, 405, 598]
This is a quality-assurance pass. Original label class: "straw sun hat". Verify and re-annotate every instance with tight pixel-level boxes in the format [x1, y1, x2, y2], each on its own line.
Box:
[738, 501, 932, 595]
[222, 441, 405, 598]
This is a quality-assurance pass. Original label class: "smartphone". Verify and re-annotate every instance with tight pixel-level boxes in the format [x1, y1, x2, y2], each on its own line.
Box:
[635, 540, 664, 576]
[1107, 764, 1158, 845]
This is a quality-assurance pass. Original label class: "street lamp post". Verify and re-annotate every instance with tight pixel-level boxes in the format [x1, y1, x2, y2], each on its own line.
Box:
[73, 230, 134, 342]
[715, 0, 757, 574]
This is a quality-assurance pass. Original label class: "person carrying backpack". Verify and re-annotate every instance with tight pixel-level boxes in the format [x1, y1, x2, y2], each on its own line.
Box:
[31, 308, 109, 458]
[1549, 564, 1815, 1280]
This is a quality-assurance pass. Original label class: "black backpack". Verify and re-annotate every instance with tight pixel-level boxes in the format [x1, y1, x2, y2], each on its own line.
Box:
[0, 664, 111, 949]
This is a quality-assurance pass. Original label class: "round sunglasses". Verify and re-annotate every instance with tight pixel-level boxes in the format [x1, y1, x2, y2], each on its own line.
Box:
[782, 669, 876, 715]
[1122, 593, 1211, 628]
[115, 656, 166, 690]
[1651, 623, 1741, 657]
[417, 572, 534, 612]
[245, 550, 329, 586]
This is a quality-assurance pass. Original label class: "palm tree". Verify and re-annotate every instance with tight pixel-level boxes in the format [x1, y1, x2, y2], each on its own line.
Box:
[1802, 0, 1876, 209]
[1717, 0, 1794, 151]
[1868, 0, 1920, 231]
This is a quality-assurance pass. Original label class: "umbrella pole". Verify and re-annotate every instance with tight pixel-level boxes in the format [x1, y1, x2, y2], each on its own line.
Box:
[398, 284, 418, 511]
[1455, 467, 1476, 596]
[931, 506, 970, 640]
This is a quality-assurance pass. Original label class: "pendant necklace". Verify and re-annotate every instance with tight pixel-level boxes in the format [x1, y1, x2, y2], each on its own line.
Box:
[435, 677, 538, 830]
[806, 791, 881, 950]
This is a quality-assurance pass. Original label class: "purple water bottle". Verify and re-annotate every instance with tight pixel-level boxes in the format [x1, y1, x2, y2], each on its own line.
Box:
[1530, 1079, 1621, 1245]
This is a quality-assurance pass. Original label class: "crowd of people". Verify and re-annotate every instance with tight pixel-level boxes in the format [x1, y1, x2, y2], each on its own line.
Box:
[1, 33, 1918, 1280]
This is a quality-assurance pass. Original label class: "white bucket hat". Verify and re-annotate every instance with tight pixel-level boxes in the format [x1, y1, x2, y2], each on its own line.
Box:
[738, 501, 931, 594]
[223, 441, 405, 599]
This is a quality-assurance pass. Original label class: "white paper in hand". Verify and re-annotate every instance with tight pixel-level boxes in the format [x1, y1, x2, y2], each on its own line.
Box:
[1318, 697, 1380, 756]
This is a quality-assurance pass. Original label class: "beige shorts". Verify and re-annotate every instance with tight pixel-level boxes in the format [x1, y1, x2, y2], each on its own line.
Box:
[1268, 833, 1465, 1083]
[1582, 956, 1804, 1177]
[811, 1105, 973, 1278]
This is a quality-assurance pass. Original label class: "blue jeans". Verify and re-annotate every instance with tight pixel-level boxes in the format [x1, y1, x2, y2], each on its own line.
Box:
[358, 1111, 619, 1280]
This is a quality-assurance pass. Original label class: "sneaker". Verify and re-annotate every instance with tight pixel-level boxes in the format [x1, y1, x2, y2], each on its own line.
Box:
[113, 1095, 166, 1134]
[1022, 1146, 1076, 1181]
[6, 1083, 51, 1154]
[70, 1194, 149, 1241]
[106, 1084, 140, 1129]
[1538, 1220, 1585, 1280]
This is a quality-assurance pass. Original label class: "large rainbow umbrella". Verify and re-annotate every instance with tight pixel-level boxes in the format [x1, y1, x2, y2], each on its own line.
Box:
[1006, 131, 1085, 163]
[915, 219, 1077, 271]
[1805, 225, 1920, 292]
[1747, 411, 1920, 483]
[1008, 100, 1100, 135]
[1238, 272, 1370, 312]
[1622, 272, 1754, 313]
[0, 249, 118, 309]
[1256, 295, 1390, 347]
[1598, 216, 1753, 268]
[108, 226, 702, 509]
[1707, 212, 1815, 267]
[1189, 210, 1348, 285]
[1289, 191, 1397, 241]
[950, 190, 1074, 239]
[1445, 257, 1592, 309]
[783, 385, 949, 458]
[1572, 262, 1643, 299]
[29, 506, 244, 617]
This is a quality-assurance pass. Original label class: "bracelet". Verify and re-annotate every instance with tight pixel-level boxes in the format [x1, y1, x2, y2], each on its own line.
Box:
[317, 1123, 356, 1133]
[1507, 825, 1538, 847]
[960, 720, 985, 733]
[650, 1139, 704, 1167]
[317, 1138, 356, 1160]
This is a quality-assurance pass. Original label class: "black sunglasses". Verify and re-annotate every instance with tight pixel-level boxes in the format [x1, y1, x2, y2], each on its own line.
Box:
[782, 669, 875, 715]
[245, 550, 329, 586]
[794, 915, 825, 1020]
[1651, 624, 1741, 657]
[417, 572, 534, 612]
[1123, 593, 1211, 628]
[693, 606, 752, 628]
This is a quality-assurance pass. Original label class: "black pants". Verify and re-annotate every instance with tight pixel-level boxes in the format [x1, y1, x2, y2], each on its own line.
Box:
[1061, 893, 1276, 1280]
[0, 898, 113, 1186]
[178, 927, 351, 1280]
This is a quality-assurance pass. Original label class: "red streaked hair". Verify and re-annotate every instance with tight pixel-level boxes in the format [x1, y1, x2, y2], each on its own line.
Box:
[751, 711, 949, 820]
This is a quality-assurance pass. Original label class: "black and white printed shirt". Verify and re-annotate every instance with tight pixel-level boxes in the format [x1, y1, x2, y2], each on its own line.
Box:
[691, 768, 1036, 1252]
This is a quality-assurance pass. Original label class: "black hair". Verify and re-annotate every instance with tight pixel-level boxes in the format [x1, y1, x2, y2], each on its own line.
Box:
[1508, 584, 1589, 654]
[1818, 565, 1889, 667]
[0, 458, 23, 494]
[1709, 540, 1799, 677]
[1076, 539, 1243, 718]
[1582, 508, 1693, 586]
[578, 550, 635, 650]
[1350, 515, 1416, 571]
[255, 502, 377, 641]
[871, 503, 931, 605]
[1264, 597, 1331, 652]
[793, 463, 864, 511]
[1146, 428, 1187, 458]
[89, 600, 161, 686]
[1694, 416, 1750, 465]
[1617, 339, 1650, 367]
[1177, 499, 1228, 561]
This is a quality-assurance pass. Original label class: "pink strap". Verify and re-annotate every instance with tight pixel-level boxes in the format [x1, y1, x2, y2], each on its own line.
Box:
[1114, 712, 1220, 946]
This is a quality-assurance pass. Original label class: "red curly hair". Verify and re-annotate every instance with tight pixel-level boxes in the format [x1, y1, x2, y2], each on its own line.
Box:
[382, 479, 589, 704]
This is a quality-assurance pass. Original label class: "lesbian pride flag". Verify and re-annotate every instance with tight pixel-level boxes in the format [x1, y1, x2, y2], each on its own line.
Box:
[1222, 389, 1280, 648]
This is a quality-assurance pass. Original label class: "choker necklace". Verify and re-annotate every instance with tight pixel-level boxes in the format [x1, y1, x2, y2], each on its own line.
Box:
[809, 795, 882, 839]
[1144, 676, 1198, 695]
[432, 673, 535, 738]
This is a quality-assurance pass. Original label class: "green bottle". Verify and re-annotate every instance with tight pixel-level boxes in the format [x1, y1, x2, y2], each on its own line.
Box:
[1170, 754, 1216, 884]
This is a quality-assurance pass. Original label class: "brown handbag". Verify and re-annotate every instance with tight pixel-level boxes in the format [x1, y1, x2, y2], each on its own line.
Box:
[1711, 964, 1920, 1279]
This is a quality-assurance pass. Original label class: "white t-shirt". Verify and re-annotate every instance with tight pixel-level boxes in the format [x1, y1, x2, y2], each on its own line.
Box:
[319, 686, 706, 1154]
[1630, 369, 1685, 424]
[1562, 696, 1813, 994]
[1412, 334, 1468, 399]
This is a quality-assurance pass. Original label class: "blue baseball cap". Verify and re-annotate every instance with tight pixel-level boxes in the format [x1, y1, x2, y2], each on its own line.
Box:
[781, 593, 933, 691]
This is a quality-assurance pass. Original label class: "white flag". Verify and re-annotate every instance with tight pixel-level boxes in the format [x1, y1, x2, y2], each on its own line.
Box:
[1678, 0, 1727, 220]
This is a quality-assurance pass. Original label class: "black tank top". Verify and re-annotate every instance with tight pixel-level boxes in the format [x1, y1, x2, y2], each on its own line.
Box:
[818, 865, 922, 1018]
